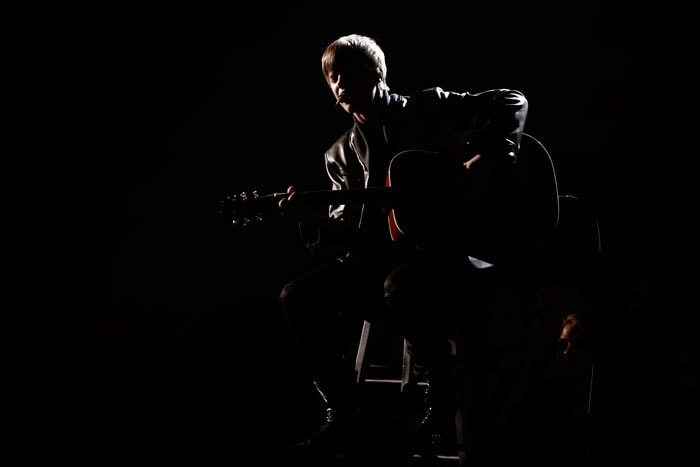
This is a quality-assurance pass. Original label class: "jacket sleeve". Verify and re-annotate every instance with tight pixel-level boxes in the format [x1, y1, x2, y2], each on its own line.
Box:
[325, 150, 347, 221]
[465, 88, 528, 158]
[418, 87, 529, 159]
[295, 147, 355, 259]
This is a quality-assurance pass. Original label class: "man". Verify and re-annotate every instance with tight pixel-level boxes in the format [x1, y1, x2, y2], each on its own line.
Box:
[278, 33, 529, 463]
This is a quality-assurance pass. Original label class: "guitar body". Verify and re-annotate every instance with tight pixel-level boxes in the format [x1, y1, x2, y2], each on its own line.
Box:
[385, 133, 559, 261]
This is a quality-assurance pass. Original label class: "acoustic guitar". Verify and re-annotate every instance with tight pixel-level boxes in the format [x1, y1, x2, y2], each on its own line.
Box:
[220, 133, 559, 261]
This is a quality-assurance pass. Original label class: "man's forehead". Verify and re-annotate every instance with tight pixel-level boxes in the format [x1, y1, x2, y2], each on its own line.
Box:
[329, 52, 372, 71]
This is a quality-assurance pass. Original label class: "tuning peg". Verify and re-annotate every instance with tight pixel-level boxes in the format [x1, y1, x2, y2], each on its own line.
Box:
[232, 216, 251, 227]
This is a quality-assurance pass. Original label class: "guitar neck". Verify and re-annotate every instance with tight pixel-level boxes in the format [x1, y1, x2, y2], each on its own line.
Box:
[282, 186, 394, 206]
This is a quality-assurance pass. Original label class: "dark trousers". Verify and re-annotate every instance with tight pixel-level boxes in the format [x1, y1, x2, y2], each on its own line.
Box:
[279, 250, 495, 388]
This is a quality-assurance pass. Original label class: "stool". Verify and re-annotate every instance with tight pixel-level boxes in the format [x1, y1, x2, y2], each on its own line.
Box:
[354, 319, 414, 391]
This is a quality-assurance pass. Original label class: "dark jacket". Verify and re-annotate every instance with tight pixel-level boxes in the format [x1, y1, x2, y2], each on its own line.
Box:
[308, 87, 529, 261]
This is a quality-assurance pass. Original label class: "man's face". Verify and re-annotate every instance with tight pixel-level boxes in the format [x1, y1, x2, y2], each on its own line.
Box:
[325, 54, 379, 115]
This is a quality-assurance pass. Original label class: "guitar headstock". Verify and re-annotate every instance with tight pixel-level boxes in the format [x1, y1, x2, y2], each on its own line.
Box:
[219, 190, 281, 228]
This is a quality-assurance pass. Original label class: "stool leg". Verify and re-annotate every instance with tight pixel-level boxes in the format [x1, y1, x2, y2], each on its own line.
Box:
[355, 320, 372, 384]
[401, 338, 412, 392]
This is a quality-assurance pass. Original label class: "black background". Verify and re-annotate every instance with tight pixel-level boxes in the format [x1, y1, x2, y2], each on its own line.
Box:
[6, 2, 698, 465]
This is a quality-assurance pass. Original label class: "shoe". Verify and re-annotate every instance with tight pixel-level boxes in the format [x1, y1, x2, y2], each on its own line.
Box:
[412, 358, 459, 459]
[413, 386, 448, 458]
[285, 381, 349, 464]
